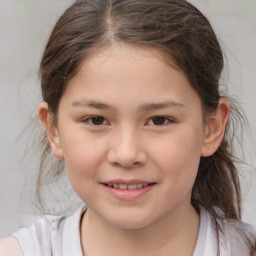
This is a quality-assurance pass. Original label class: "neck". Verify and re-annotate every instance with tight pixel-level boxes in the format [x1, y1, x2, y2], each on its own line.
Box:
[80, 203, 200, 256]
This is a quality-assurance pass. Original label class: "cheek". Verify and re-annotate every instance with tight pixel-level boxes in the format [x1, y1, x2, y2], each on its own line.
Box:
[149, 125, 203, 186]
[60, 133, 107, 180]
[61, 136, 108, 202]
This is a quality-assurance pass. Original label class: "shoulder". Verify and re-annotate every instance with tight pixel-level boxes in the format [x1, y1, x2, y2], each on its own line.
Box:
[227, 218, 256, 241]
[10, 215, 66, 256]
[201, 207, 256, 255]
[0, 236, 24, 256]
[225, 218, 256, 255]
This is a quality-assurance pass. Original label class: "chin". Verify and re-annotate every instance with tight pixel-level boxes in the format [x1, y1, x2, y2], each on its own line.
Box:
[102, 211, 155, 230]
[109, 219, 150, 230]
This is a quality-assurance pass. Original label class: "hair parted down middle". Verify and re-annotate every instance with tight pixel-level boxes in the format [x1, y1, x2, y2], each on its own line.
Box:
[38, 0, 253, 247]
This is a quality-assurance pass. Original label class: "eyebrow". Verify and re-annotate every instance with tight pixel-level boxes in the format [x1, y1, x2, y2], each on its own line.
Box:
[71, 100, 185, 111]
[139, 101, 185, 111]
[72, 100, 113, 110]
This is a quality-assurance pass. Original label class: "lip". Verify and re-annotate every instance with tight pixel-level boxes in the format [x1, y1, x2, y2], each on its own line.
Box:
[101, 179, 156, 201]
[102, 179, 152, 185]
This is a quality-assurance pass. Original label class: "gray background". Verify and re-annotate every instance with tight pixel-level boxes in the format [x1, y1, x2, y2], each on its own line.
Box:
[0, 0, 255, 237]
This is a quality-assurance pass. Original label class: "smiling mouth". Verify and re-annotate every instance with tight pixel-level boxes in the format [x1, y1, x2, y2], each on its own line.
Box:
[104, 183, 153, 190]
[102, 181, 156, 200]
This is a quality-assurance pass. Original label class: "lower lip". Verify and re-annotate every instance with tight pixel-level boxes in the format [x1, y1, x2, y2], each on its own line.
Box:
[102, 184, 155, 201]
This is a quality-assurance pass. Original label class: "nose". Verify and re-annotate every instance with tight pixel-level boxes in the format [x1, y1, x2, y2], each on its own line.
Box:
[107, 127, 147, 168]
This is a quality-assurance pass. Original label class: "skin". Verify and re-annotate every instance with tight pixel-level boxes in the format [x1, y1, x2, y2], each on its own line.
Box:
[0, 237, 24, 256]
[39, 45, 230, 256]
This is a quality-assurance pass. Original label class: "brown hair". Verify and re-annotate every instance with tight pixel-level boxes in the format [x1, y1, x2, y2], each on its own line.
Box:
[38, 0, 255, 250]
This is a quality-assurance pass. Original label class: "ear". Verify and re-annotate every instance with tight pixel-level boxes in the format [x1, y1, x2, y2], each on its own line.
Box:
[201, 98, 230, 157]
[38, 102, 64, 159]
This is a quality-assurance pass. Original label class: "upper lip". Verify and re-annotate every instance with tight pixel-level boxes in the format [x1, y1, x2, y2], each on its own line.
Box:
[101, 179, 155, 185]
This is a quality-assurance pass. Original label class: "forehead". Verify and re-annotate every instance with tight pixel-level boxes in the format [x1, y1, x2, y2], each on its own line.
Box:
[63, 45, 201, 110]
[69, 45, 181, 85]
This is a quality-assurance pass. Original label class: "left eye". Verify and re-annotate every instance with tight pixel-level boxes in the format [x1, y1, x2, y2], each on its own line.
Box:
[83, 116, 108, 126]
[147, 116, 173, 126]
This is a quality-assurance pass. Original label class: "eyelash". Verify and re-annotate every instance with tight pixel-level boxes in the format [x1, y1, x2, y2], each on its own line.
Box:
[82, 116, 174, 127]
[82, 116, 109, 126]
[147, 116, 174, 126]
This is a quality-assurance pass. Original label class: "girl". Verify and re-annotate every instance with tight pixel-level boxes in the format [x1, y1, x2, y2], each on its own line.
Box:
[0, 0, 256, 255]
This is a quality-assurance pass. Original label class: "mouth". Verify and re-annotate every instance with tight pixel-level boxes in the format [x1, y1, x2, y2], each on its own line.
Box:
[101, 180, 156, 200]
[103, 183, 152, 190]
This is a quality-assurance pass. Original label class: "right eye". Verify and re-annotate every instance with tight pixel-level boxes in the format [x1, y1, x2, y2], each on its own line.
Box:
[82, 116, 108, 126]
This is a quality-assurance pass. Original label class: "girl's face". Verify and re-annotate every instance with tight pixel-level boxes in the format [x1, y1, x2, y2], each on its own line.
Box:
[51, 46, 208, 229]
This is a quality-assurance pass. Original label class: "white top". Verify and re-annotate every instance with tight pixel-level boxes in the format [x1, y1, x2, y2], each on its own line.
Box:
[12, 205, 256, 256]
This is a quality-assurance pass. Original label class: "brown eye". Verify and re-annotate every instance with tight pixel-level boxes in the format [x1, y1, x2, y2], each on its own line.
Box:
[83, 116, 108, 126]
[91, 117, 105, 125]
[147, 116, 173, 126]
[152, 117, 166, 125]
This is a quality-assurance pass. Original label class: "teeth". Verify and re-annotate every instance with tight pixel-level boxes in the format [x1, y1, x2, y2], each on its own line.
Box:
[106, 183, 148, 189]
[119, 184, 128, 190]
[113, 184, 119, 188]
[127, 184, 137, 190]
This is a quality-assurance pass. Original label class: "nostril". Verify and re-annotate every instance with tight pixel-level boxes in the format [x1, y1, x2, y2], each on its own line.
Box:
[112, 161, 138, 168]
[107, 144, 148, 168]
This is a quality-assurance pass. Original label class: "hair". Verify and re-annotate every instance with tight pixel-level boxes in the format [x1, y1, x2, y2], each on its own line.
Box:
[37, 0, 255, 251]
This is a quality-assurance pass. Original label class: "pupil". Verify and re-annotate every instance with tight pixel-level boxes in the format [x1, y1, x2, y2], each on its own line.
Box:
[153, 117, 165, 125]
[92, 117, 104, 125]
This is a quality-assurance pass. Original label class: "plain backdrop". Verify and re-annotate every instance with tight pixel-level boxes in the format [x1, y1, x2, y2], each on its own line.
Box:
[0, 0, 255, 237]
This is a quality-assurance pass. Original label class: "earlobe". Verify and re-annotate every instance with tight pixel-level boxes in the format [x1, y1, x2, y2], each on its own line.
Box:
[38, 102, 64, 159]
[201, 98, 230, 157]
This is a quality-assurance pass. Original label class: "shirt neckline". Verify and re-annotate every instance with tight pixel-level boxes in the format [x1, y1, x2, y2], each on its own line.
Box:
[64, 205, 220, 256]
